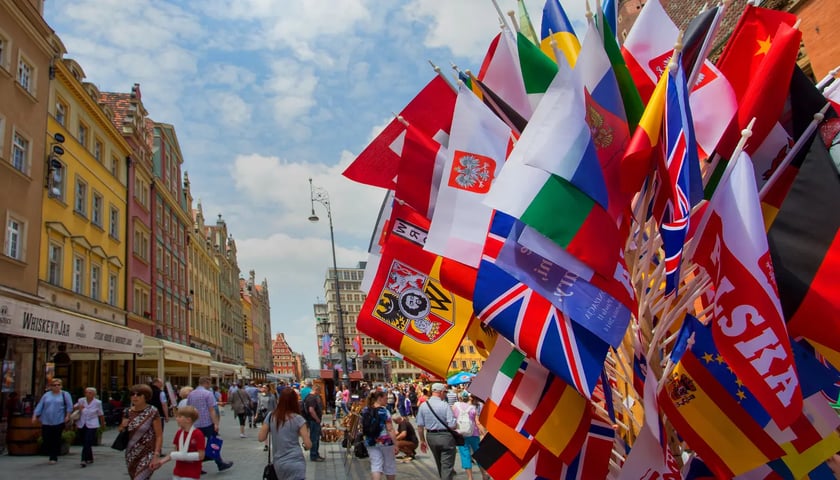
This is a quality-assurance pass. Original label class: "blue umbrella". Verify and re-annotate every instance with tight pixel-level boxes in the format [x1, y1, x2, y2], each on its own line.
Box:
[447, 371, 475, 386]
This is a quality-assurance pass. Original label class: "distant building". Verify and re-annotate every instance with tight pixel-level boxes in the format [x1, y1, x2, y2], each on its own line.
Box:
[271, 333, 296, 378]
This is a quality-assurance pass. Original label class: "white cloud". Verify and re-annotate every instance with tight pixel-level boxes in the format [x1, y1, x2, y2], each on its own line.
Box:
[211, 91, 252, 127]
[265, 58, 319, 128]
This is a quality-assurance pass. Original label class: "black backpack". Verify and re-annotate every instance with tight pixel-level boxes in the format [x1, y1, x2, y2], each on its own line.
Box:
[361, 407, 382, 441]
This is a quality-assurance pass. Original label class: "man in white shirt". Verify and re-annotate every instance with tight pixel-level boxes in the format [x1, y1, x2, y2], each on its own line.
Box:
[415, 383, 456, 479]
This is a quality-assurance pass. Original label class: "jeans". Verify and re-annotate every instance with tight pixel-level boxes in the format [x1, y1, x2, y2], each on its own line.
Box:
[41, 423, 64, 461]
[307, 420, 321, 459]
[198, 425, 228, 469]
[79, 426, 97, 463]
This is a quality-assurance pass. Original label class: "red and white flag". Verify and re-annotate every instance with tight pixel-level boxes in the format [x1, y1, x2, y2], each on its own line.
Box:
[691, 153, 803, 429]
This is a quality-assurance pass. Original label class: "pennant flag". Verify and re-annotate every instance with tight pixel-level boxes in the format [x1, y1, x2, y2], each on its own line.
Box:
[513, 52, 610, 212]
[425, 85, 511, 268]
[352, 334, 363, 356]
[321, 334, 331, 357]
[357, 203, 471, 378]
[692, 153, 803, 429]
[767, 138, 840, 359]
[342, 75, 455, 190]
[473, 213, 610, 397]
[557, 418, 616, 480]
[540, 0, 580, 66]
[658, 315, 788, 477]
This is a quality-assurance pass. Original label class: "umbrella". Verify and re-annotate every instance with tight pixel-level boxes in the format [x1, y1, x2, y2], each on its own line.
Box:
[447, 371, 475, 386]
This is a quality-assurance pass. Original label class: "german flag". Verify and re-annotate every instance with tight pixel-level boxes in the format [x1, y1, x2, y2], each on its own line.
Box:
[767, 137, 840, 361]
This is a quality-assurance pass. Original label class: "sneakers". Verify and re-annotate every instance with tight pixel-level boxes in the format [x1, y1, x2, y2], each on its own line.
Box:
[311, 457, 326, 462]
[239, 433, 246, 438]
[218, 461, 234, 472]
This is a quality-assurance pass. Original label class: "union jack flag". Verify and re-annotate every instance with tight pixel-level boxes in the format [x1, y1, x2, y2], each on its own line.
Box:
[657, 55, 703, 294]
[474, 212, 609, 398]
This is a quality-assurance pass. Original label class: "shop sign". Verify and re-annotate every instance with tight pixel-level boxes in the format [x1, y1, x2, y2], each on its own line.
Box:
[0, 296, 143, 354]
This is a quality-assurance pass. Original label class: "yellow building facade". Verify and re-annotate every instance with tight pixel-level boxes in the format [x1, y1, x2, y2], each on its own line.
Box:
[241, 280, 255, 369]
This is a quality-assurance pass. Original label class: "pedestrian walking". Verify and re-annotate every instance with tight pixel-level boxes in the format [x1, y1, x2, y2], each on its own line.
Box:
[119, 384, 163, 479]
[186, 377, 233, 473]
[229, 382, 251, 438]
[155, 406, 204, 479]
[74, 387, 105, 467]
[258, 387, 312, 480]
[452, 392, 489, 480]
[416, 383, 457, 480]
[31, 377, 73, 465]
[302, 384, 326, 462]
[362, 391, 399, 480]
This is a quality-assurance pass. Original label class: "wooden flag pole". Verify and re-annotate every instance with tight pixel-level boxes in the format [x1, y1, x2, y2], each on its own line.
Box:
[506, 10, 520, 33]
[428, 60, 457, 93]
[816, 66, 840, 90]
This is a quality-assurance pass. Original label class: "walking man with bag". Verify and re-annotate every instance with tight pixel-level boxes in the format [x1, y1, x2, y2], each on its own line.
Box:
[303, 384, 326, 462]
[416, 383, 457, 479]
[187, 376, 233, 472]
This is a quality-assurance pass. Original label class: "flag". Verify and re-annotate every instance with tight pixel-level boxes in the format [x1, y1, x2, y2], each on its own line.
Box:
[425, 85, 511, 268]
[714, 19, 802, 163]
[598, 7, 644, 132]
[357, 203, 471, 378]
[473, 432, 536, 478]
[516, 0, 539, 46]
[557, 418, 615, 480]
[511, 52, 610, 212]
[342, 75, 455, 190]
[692, 152, 803, 429]
[658, 315, 788, 477]
[395, 125, 446, 219]
[352, 334, 363, 356]
[658, 55, 703, 294]
[465, 314, 497, 358]
[473, 213, 610, 397]
[320, 334, 331, 357]
[621, 0, 736, 157]
[577, 19, 634, 218]
[767, 138, 840, 359]
[621, 66, 667, 197]
[540, 0, 580, 67]
[494, 220, 633, 348]
[485, 147, 621, 279]
[460, 70, 528, 135]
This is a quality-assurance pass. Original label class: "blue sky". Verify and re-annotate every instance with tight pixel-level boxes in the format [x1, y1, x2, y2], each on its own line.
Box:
[45, 0, 588, 369]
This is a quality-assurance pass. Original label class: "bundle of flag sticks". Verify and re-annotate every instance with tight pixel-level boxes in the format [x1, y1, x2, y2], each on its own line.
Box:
[343, 0, 840, 477]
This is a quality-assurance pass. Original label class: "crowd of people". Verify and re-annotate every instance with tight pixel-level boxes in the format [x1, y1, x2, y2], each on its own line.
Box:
[28, 376, 488, 480]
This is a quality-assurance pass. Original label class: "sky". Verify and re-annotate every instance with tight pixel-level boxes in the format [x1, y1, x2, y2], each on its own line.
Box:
[44, 0, 589, 369]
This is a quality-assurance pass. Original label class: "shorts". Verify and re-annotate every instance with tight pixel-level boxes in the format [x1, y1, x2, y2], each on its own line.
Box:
[367, 442, 397, 475]
[457, 436, 481, 469]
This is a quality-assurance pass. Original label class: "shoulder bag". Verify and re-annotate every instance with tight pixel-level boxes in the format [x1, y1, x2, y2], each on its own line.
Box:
[262, 414, 279, 480]
[423, 401, 465, 446]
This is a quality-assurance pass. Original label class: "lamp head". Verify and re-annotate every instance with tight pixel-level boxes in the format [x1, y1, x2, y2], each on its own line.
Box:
[308, 213, 319, 223]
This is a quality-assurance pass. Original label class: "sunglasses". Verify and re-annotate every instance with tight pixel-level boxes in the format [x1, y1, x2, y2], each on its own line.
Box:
[130, 392, 143, 397]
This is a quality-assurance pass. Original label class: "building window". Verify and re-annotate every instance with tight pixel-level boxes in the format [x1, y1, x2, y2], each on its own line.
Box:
[74, 178, 88, 216]
[72, 255, 85, 294]
[12, 131, 29, 174]
[47, 159, 66, 201]
[93, 138, 103, 162]
[108, 273, 117, 306]
[90, 263, 101, 301]
[156, 245, 162, 270]
[91, 192, 103, 227]
[17, 56, 33, 93]
[47, 242, 62, 285]
[468, 345, 475, 354]
[461, 361, 467, 369]
[4, 216, 24, 260]
[55, 99, 68, 127]
[109, 206, 119, 239]
[77, 122, 88, 148]
[0, 35, 7, 71]
[110, 156, 119, 178]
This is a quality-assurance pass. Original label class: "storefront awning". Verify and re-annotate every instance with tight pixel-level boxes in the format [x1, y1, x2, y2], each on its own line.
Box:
[0, 295, 144, 354]
[210, 360, 244, 377]
[143, 337, 212, 366]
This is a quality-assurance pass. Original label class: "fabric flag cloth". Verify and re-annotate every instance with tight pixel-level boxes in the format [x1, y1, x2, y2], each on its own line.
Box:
[579, 18, 635, 218]
[513, 52, 610, 212]
[352, 335, 363, 356]
[356, 203, 471, 378]
[516, 0, 539, 46]
[473, 213, 610, 397]
[714, 19, 802, 165]
[540, 0, 580, 67]
[556, 418, 615, 480]
[621, 0, 736, 158]
[621, 64, 667, 197]
[691, 152, 803, 428]
[425, 85, 511, 268]
[767, 138, 840, 360]
[658, 54, 703, 294]
[658, 315, 788, 477]
[598, 9, 644, 133]
[459, 71, 528, 135]
[465, 314, 497, 358]
[494, 220, 633, 348]
[342, 75, 455, 190]
[395, 125, 447, 219]
[320, 334, 331, 357]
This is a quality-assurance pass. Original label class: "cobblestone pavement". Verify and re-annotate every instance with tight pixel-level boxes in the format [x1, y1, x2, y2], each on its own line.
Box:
[1, 408, 472, 479]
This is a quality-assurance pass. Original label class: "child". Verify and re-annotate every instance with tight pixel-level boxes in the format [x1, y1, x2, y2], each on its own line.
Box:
[158, 405, 205, 479]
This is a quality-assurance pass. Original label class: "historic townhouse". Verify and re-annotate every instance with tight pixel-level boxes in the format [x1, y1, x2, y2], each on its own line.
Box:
[205, 215, 244, 365]
[151, 122, 191, 344]
[271, 332, 296, 379]
[240, 277, 254, 369]
[241, 271, 272, 380]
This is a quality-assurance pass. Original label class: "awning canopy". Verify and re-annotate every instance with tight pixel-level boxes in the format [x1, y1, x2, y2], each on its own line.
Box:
[210, 360, 247, 378]
[143, 337, 212, 366]
[0, 295, 144, 354]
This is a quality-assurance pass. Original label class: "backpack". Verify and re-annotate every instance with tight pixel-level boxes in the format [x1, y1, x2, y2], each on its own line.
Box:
[361, 407, 382, 441]
[455, 404, 473, 436]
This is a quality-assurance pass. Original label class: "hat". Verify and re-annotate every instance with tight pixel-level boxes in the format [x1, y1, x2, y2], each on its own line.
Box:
[431, 382, 446, 392]
[459, 391, 470, 399]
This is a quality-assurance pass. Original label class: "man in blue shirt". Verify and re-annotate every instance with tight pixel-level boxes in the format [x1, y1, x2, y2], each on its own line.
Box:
[416, 383, 457, 479]
[244, 382, 259, 427]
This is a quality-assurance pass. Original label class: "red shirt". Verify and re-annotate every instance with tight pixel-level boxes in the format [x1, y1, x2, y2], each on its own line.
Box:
[172, 427, 205, 479]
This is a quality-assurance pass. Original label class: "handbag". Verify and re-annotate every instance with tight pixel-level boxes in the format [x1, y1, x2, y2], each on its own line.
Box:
[205, 435, 223, 460]
[111, 429, 129, 451]
[262, 414, 279, 480]
[424, 401, 465, 446]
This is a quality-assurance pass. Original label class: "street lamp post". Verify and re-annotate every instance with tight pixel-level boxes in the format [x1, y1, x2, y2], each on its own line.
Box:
[308, 178, 350, 386]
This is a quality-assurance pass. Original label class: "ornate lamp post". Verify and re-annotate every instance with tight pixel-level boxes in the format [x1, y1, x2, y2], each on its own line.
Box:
[308, 179, 350, 386]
